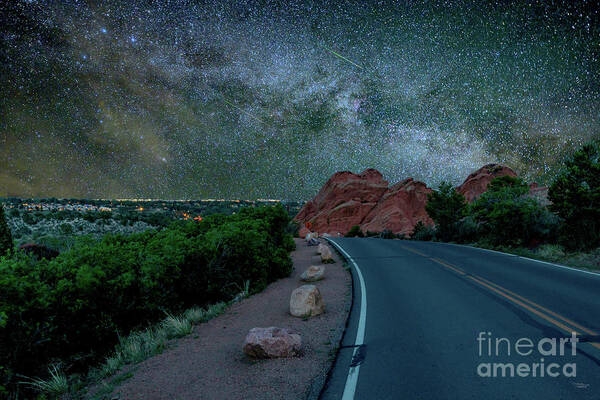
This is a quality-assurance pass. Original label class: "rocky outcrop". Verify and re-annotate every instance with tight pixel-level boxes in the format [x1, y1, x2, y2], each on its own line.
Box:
[456, 164, 517, 202]
[295, 163, 548, 237]
[294, 169, 431, 236]
[361, 178, 433, 236]
[295, 169, 389, 235]
[243, 327, 301, 358]
[300, 265, 325, 282]
[290, 285, 325, 318]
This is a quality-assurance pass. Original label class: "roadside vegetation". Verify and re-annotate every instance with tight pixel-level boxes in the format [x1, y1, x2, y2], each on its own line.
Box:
[419, 140, 600, 271]
[0, 204, 295, 398]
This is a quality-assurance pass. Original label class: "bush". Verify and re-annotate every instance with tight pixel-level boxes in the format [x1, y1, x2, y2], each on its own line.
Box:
[469, 176, 559, 246]
[0, 205, 294, 396]
[411, 221, 436, 241]
[425, 182, 467, 241]
[548, 141, 600, 250]
[379, 230, 396, 239]
[453, 215, 481, 243]
[286, 221, 300, 238]
[345, 225, 364, 237]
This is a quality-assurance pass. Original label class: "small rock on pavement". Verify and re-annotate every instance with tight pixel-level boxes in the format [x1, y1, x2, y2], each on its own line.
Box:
[243, 327, 302, 359]
[300, 265, 325, 282]
[320, 245, 333, 263]
[290, 284, 325, 318]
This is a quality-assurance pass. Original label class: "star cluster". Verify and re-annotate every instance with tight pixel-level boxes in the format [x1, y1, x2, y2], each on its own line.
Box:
[1, 0, 599, 199]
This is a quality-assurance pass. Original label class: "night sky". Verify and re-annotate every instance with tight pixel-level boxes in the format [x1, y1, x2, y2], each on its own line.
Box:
[1, 0, 599, 200]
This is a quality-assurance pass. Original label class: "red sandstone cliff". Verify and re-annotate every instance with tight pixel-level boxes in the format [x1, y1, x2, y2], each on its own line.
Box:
[456, 164, 518, 202]
[295, 164, 548, 237]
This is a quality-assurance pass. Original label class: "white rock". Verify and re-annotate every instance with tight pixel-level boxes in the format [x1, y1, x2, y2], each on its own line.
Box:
[300, 265, 325, 282]
[290, 284, 325, 318]
[320, 245, 333, 263]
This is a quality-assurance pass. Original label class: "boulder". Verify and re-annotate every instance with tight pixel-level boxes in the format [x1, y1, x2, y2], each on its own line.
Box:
[307, 237, 320, 246]
[320, 245, 333, 263]
[456, 164, 517, 202]
[300, 265, 325, 282]
[243, 327, 301, 358]
[290, 285, 325, 318]
[305, 232, 319, 241]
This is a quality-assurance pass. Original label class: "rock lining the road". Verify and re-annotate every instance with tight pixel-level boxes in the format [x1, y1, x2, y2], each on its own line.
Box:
[105, 238, 351, 400]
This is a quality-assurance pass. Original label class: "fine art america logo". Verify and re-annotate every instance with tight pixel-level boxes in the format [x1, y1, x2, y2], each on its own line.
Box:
[476, 332, 579, 378]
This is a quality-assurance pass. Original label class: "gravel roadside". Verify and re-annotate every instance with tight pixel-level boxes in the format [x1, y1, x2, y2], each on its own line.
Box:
[106, 238, 351, 400]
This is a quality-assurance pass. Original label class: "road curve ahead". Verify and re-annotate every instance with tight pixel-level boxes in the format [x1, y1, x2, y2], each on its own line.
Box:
[321, 238, 600, 400]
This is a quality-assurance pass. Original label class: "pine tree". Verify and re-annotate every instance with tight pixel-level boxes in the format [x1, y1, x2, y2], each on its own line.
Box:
[549, 141, 600, 250]
[0, 203, 13, 256]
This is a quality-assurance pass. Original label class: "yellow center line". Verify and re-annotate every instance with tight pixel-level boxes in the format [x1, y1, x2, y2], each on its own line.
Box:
[474, 275, 598, 336]
[400, 245, 600, 350]
[430, 258, 466, 275]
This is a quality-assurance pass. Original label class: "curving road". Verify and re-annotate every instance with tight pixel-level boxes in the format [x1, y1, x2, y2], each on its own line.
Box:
[321, 238, 600, 400]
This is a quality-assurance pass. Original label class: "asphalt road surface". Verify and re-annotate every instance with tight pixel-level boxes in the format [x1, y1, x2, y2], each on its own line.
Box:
[321, 238, 600, 400]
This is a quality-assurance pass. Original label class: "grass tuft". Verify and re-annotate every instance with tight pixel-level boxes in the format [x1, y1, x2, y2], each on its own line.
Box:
[184, 307, 206, 324]
[21, 364, 68, 397]
[163, 314, 193, 338]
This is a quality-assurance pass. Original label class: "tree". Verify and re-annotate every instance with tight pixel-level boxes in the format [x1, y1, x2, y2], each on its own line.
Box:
[0, 204, 13, 256]
[470, 176, 558, 246]
[548, 141, 600, 250]
[425, 182, 467, 241]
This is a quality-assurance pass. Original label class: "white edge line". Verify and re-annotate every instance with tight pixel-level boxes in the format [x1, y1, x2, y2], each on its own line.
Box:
[327, 238, 367, 400]
[435, 242, 600, 277]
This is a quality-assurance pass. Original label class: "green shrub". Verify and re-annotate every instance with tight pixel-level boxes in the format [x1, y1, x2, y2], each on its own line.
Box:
[286, 221, 300, 238]
[470, 176, 559, 246]
[425, 182, 467, 241]
[379, 230, 396, 239]
[0, 205, 294, 396]
[411, 221, 436, 241]
[453, 215, 480, 243]
[548, 140, 600, 250]
[345, 225, 364, 237]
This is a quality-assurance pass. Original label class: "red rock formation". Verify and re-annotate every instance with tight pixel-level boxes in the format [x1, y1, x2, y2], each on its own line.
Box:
[361, 178, 433, 236]
[456, 164, 518, 202]
[294, 169, 389, 235]
[294, 170, 431, 236]
[295, 163, 548, 237]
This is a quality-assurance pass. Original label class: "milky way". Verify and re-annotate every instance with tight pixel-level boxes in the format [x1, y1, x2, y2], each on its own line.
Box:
[1, 0, 599, 199]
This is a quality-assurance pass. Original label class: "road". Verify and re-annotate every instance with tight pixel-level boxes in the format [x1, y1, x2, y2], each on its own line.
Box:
[320, 238, 600, 400]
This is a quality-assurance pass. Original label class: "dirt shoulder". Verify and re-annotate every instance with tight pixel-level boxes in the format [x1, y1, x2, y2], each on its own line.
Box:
[105, 238, 351, 400]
